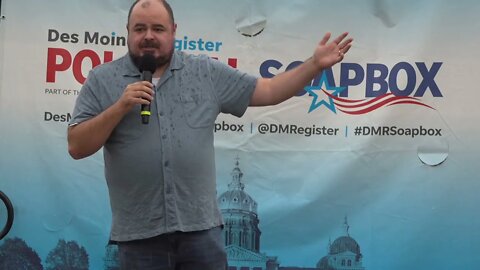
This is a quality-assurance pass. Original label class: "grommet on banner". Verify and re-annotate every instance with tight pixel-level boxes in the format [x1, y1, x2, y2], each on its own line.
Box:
[235, 2, 267, 38]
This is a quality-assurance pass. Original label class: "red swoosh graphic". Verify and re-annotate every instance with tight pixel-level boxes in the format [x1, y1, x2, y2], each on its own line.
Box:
[322, 90, 435, 115]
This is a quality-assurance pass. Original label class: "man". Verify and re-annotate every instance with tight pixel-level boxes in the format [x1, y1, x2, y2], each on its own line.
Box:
[68, 0, 352, 269]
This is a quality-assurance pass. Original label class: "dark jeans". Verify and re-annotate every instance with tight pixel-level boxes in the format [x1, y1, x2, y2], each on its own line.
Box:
[118, 226, 227, 270]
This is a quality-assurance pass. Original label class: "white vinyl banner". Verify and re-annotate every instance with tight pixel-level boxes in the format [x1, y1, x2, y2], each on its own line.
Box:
[1, 0, 479, 269]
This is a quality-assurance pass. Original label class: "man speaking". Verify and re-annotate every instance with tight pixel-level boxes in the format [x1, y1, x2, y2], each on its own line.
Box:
[68, 0, 352, 269]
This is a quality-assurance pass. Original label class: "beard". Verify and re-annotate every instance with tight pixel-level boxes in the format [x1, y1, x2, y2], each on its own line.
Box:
[129, 40, 173, 71]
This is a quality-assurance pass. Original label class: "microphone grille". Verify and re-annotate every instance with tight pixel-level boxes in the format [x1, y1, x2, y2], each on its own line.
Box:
[138, 54, 157, 73]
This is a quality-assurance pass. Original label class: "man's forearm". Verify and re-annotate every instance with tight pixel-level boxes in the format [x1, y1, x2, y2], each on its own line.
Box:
[251, 57, 320, 106]
[250, 32, 352, 107]
[67, 102, 128, 159]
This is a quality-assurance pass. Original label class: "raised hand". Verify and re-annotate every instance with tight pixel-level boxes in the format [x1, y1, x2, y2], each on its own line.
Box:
[313, 32, 353, 70]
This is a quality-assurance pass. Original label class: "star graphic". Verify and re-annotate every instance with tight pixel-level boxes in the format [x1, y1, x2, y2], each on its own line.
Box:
[304, 72, 346, 113]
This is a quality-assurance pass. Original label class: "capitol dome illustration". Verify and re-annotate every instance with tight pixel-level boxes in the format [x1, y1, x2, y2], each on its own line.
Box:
[317, 217, 365, 270]
[218, 158, 279, 270]
[218, 162, 258, 215]
[330, 236, 361, 258]
[216, 157, 366, 270]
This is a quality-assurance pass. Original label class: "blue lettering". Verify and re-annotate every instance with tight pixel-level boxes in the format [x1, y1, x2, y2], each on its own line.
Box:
[415, 62, 443, 97]
[197, 38, 205, 51]
[188, 40, 197, 50]
[259, 59, 283, 79]
[258, 60, 442, 99]
[366, 63, 389, 97]
[340, 63, 364, 97]
[174, 36, 223, 52]
[389, 62, 416, 96]
[205, 41, 214, 51]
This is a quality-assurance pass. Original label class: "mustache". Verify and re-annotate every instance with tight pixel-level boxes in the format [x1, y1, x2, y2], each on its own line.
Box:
[140, 40, 160, 49]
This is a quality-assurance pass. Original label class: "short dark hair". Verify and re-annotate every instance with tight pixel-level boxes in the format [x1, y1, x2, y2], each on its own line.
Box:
[127, 0, 175, 26]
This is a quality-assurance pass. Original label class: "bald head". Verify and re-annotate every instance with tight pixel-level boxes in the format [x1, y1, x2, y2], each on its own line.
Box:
[127, 0, 175, 26]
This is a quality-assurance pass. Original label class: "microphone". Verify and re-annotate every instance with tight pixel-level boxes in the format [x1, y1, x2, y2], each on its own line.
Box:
[138, 54, 157, 124]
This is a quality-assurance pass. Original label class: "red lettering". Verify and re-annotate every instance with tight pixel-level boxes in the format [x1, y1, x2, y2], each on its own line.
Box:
[211, 57, 238, 68]
[46, 48, 114, 84]
[227, 58, 237, 68]
[73, 50, 101, 84]
[46, 48, 72, 83]
[103, 51, 114, 63]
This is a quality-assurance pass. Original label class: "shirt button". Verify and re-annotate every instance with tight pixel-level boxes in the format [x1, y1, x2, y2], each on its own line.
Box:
[159, 111, 164, 116]
[162, 135, 167, 140]
[164, 161, 169, 167]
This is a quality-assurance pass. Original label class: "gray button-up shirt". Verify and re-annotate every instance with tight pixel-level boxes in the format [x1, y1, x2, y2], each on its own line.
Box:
[70, 51, 257, 241]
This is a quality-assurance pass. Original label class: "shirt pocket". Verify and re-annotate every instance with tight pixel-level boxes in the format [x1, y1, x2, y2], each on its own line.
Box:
[177, 93, 219, 129]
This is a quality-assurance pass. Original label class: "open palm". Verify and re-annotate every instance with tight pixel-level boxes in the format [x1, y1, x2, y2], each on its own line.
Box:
[314, 32, 353, 69]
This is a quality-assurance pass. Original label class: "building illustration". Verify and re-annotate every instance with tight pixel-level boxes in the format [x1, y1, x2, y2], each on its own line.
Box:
[218, 158, 280, 270]
[316, 217, 365, 270]
[102, 157, 366, 270]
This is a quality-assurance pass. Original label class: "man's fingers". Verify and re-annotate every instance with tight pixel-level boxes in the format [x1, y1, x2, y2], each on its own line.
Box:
[332, 32, 349, 45]
[136, 90, 154, 101]
[140, 80, 154, 89]
[130, 82, 154, 95]
[319, 32, 331, 46]
[125, 83, 154, 102]
[339, 43, 353, 55]
[135, 81, 154, 92]
[339, 38, 353, 52]
[137, 97, 151, 104]
[344, 44, 352, 54]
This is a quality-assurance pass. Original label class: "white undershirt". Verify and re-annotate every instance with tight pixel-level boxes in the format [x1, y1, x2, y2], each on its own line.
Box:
[152, 77, 160, 86]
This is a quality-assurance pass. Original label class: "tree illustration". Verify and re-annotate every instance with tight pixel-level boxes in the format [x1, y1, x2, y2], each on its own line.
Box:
[104, 244, 120, 270]
[45, 239, 89, 270]
[0, 237, 44, 270]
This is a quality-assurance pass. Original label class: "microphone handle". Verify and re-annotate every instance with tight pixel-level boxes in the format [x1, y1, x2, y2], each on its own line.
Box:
[141, 71, 153, 124]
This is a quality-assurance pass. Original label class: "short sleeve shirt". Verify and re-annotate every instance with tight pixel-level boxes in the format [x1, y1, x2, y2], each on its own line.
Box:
[70, 51, 257, 241]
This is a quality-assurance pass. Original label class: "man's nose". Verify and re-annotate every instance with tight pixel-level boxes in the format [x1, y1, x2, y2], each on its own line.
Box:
[144, 29, 154, 40]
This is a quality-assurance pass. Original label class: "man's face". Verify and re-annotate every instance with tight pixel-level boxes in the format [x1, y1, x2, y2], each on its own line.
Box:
[127, 0, 176, 69]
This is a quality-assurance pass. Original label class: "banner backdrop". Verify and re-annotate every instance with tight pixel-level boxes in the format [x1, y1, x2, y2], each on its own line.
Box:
[1, 0, 479, 269]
